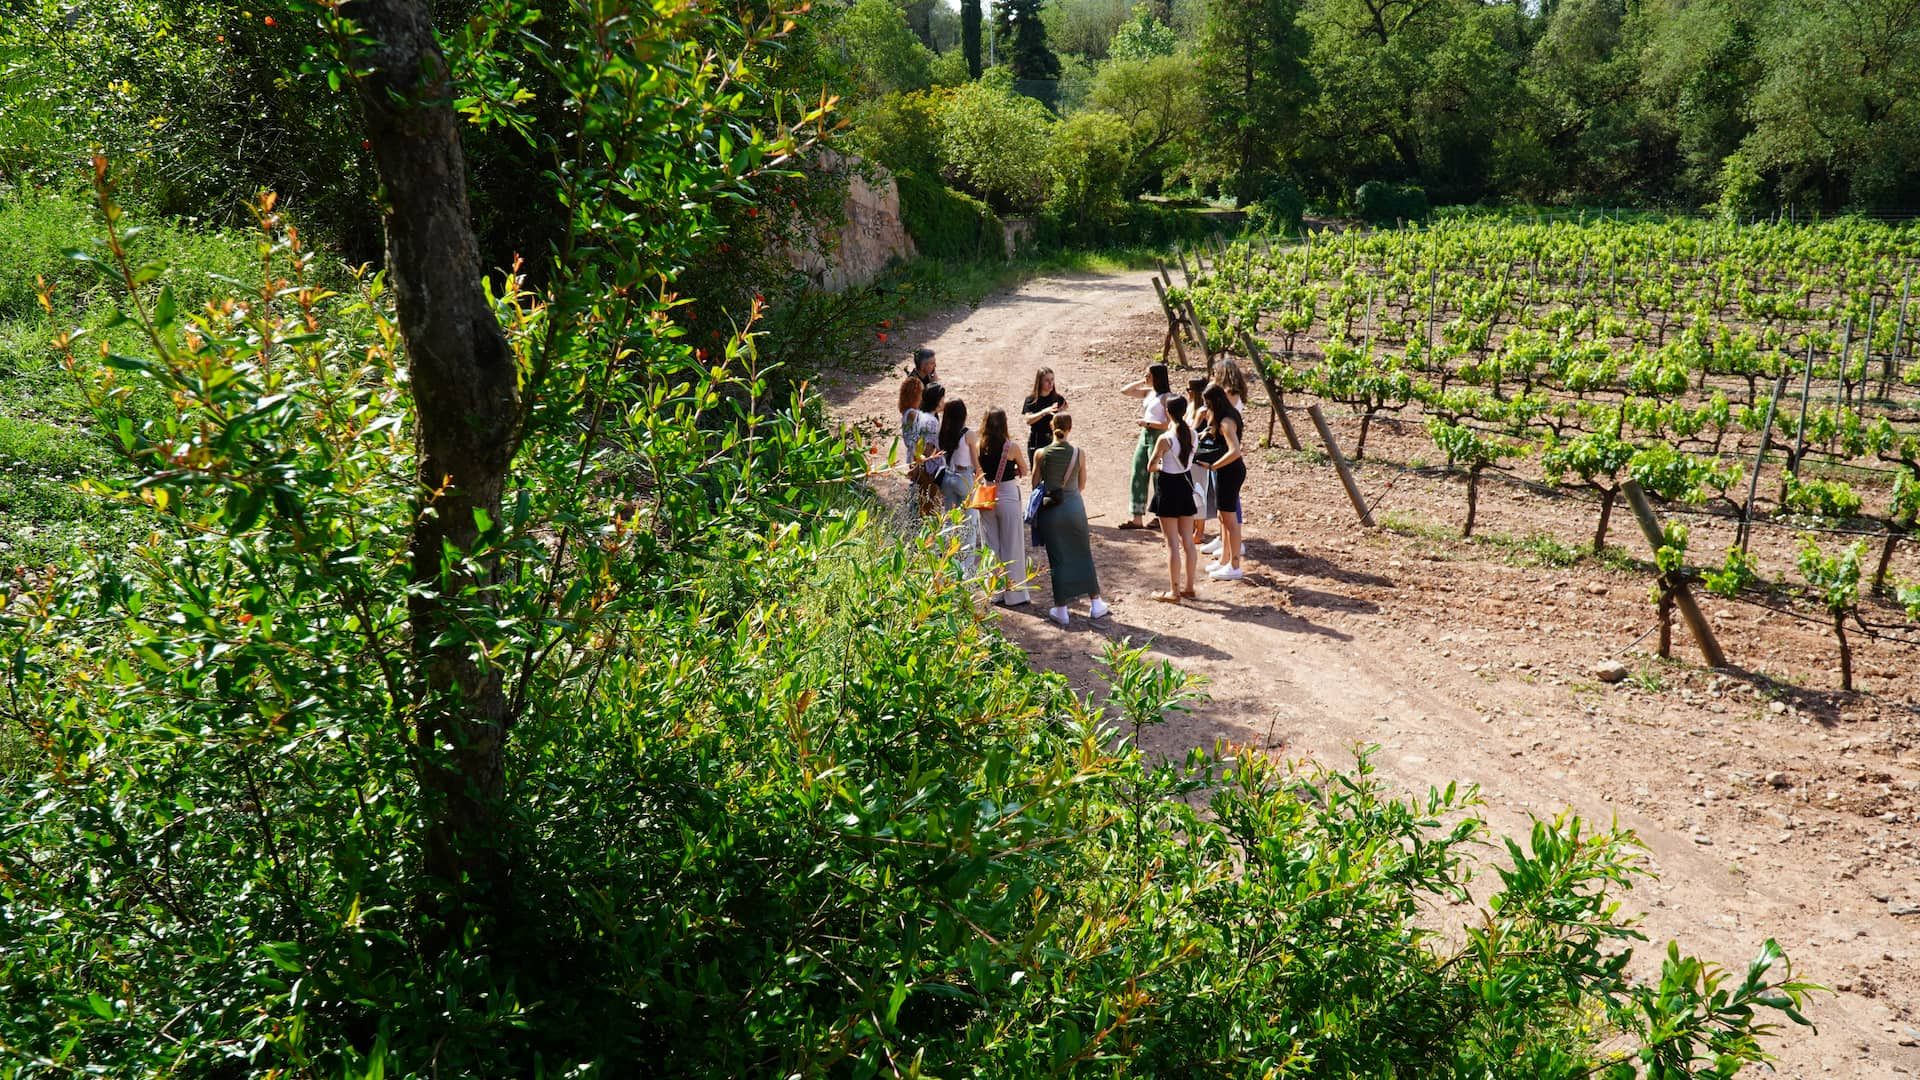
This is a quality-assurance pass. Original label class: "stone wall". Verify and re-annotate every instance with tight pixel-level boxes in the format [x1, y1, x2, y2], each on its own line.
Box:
[786, 153, 917, 292]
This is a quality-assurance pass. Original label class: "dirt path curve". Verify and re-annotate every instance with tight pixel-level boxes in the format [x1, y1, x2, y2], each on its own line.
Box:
[827, 271, 1920, 1077]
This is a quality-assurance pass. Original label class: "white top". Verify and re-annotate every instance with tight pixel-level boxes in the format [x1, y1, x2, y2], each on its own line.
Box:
[1156, 429, 1192, 474]
[1142, 392, 1169, 426]
[949, 428, 976, 470]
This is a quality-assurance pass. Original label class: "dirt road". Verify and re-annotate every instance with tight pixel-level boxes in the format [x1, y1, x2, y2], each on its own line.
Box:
[827, 270, 1920, 1076]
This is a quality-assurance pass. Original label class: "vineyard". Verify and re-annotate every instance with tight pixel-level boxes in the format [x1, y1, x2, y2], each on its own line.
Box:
[1173, 216, 1920, 690]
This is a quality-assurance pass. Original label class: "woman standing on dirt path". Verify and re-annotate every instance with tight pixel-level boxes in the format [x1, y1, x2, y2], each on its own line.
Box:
[1202, 359, 1249, 557]
[1185, 375, 1213, 552]
[1033, 413, 1110, 627]
[1021, 368, 1066, 454]
[903, 380, 944, 518]
[976, 407, 1032, 606]
[1119, 362, 1172, 529]
[1147, 396, 1201, 601]
[1198, 383, 1246, 580]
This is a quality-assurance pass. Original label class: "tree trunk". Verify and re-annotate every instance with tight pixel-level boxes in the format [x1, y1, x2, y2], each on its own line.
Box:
[1833, 611, 1853, 692]
[1463, 466, 1481, 538]
[1593, 486, 1617, 553]
[961, 0, 982, 78]
[353, 0, 522, 942]
[1658, 589, 1674, 659]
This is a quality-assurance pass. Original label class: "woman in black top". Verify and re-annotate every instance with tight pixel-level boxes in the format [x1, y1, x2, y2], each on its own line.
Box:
[1197, 383, 1247, 581]
[1020, 367, 1066, 452]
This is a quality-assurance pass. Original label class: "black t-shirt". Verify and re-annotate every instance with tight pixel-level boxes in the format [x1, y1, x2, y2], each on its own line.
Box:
[1023, 392, 1066, 449]
[1197, 408, 1242, 465]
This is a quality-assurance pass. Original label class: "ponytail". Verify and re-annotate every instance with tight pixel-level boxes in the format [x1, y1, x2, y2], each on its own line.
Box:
[1167, 396, 1193, 466]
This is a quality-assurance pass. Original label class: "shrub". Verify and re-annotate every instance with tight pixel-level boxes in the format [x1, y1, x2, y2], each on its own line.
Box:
[1355, 180, 1430, 225]
[1046, 109, 1134, 222]
[1248, 180, 1305, 235]
[898, 171, 1005, 260]
[938, 79, 1055, 213]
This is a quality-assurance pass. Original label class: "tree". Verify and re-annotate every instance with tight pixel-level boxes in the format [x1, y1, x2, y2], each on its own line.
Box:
[963, 0, 984, 76]
[996, 0, 1064, 79]
[831, 0, 936, 98]
[350, 0, 522, 932]
[1090, 52, 1203, 194]
[1110, 1, 1179, 59]
[940, 78, 1056, 210]
[1195, 0, 1311, 204]
[1043, 0, 1134, 59]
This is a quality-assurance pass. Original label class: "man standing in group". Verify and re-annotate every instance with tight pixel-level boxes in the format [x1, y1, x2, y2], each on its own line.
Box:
[910, 347, 940, 393]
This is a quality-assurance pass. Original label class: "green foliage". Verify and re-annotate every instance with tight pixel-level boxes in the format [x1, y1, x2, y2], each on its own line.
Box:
[847, 90, 948, 178]
[1655, 522, 1689, 577]
[898, 171, 1005, 259]
[1195, 0, 1312, 205]
[1247, 181, 1306, 235]
[1781, 470, 1864, 519]
[1110, 2, 1178, 60]
[1796, 538, 1864, 616]
[994, 0, 1063, 79]
[1046, 109, 1134, 221]
[1427, 417, 1525, 471]
[1355, 181, 1431, 224]
[829, 0, 935, 99]
[939, 80, 1056, 213]
[1703, 546, 1762, 598]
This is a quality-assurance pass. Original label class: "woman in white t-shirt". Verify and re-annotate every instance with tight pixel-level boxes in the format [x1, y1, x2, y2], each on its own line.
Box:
[1146, 395, 1201, 601]
[1119, 361, 1172, 529]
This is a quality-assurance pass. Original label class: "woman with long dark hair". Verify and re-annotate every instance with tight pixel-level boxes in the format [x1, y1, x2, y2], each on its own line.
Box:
[975, 407, 1032, 605]
[1146, 395, 1200, 601]
[936, 397, 974, 511]
[1199, 383, 1247, 581]
[1032, 413, 1109, 626]
[1185, 375, 1213, 551]
[1021, 367, 1066, 453]
[1119, 361, 1172, 529]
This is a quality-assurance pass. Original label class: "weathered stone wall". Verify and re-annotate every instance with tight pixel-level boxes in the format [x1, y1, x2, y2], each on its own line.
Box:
[787, 153, 917, 291]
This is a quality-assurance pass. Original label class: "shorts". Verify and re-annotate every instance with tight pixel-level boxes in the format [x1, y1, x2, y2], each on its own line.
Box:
[1212, 461, 1246, 515]
[1149, 470, 1197, 519]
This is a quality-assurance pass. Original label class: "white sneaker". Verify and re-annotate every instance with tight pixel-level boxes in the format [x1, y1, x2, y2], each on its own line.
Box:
[1049, 606, 1071, 627]
[1199, 538, 1222, 555]
[1089, 598, 1111, 619]
[1209, 565, 1245, 581]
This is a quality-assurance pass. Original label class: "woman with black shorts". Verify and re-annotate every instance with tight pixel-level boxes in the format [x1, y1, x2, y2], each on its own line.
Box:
[1198, 383, 1247, 581]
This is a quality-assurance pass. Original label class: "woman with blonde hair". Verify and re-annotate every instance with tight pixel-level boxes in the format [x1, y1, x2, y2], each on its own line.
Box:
[1031, 412, 1110, 626]
[974, 407, 1032, 605]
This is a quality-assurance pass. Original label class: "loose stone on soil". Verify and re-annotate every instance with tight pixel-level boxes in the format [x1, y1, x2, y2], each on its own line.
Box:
[1593, 660, 1629, 683]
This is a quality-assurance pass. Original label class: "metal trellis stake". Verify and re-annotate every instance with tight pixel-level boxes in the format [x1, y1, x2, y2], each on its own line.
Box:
[1738, 372, 1787, 554]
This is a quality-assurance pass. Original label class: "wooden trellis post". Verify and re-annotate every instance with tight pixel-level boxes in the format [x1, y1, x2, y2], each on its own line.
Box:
[1882, 271, 1910, 399]
[1622, 480, 1729, 669]
[1152, 276, 1194, 369]
[1240, 330, 1304, 451]
[1308, 404, 1374, 527]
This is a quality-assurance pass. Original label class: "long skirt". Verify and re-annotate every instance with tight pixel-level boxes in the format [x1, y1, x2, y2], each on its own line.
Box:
[978, 480, 1031, 604]
[1130, 428, 1154, 516]
[936, 465, 979, 574]
[1036, 489, 1100, 605]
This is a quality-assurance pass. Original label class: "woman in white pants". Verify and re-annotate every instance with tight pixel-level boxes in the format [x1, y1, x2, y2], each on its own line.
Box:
[973, 407, 1032, 605]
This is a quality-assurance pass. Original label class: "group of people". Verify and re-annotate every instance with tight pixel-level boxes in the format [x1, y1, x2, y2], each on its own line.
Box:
[895, 346, 1253, 627]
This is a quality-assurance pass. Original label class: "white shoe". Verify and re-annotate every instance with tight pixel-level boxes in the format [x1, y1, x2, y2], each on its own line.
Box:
[1049, 606, 1071, 627]
[1199, 538, 1222, 555]
[1089, 598, 1111, 619]
[1209, 565, 1245, 581]
[1205, 560, 1223, 573]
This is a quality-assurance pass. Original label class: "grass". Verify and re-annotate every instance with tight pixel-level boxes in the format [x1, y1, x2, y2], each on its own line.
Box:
[0, 187, 287, 570]
[1377, 510, 1592, 569]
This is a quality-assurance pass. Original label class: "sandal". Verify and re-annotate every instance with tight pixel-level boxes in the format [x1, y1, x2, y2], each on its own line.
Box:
[1151, 590, 1182, 603]
[1118, 520, 1147, 530]
[1180, 589, 1197, 599]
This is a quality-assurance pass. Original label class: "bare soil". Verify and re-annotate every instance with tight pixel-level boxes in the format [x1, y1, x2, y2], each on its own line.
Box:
[826, 270, 1920, 1077]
